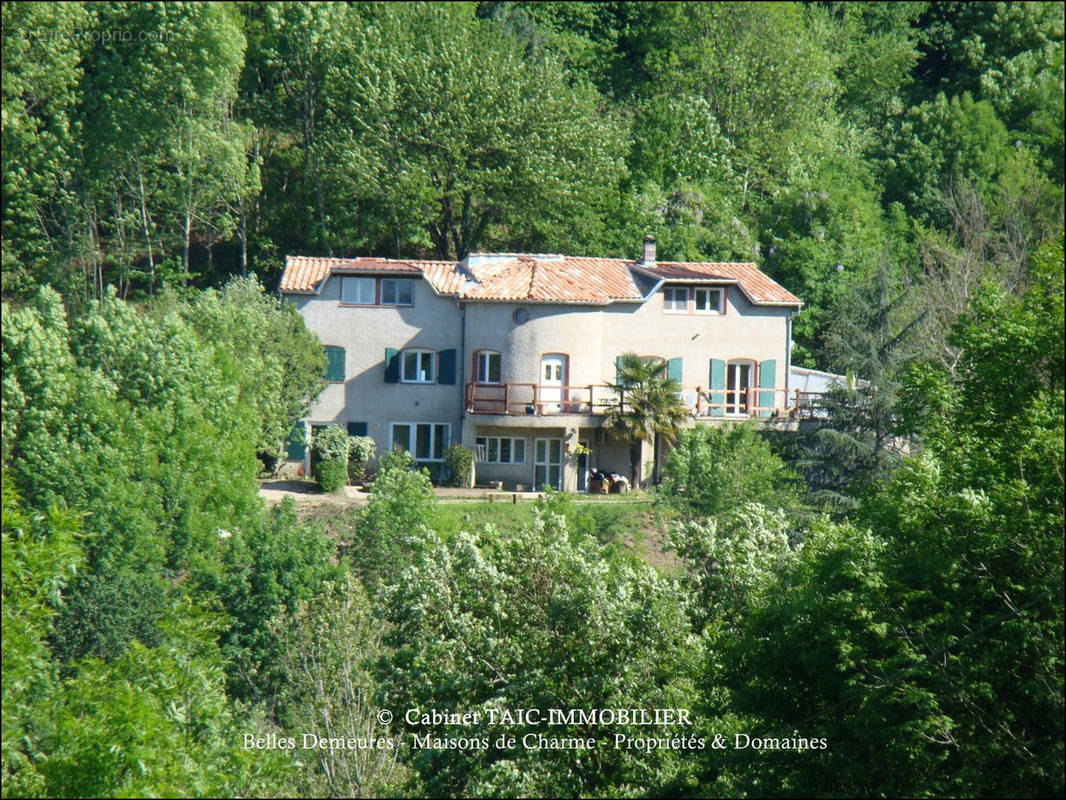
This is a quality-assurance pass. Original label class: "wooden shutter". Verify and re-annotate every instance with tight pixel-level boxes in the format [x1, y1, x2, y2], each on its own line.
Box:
[758, 359, 776, 418]
[285, 421, 307, 460]
[325, 346, 345, 382]
[708, 359, 726, 417]
[384, 347, 400, 383]
[438, 348, 457, 385]
[667, 357, 683, 384]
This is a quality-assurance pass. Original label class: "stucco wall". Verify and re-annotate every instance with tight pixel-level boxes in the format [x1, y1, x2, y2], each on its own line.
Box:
[287, 270, 796, 480]
[290, 274, 463, 455]
[602, 285, 792, 394]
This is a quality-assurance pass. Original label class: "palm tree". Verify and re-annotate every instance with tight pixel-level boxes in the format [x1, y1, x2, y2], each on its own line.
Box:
[603, 352, 690, 487]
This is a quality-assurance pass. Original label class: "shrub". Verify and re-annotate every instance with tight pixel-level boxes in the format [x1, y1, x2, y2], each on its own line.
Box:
[442, 444, 474, 487]
[348, 435, 376, 483]
[311, 425, 351, 462]
[316, 459, 348, 492]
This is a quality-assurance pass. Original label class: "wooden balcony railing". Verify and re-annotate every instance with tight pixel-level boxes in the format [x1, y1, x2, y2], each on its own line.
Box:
[465, 382, 825, 419]
[464, 382, 598, 415]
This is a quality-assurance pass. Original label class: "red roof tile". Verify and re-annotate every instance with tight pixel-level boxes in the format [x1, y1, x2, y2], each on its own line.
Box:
[645, 261, 802, 306]
[280, 253, 801, 306]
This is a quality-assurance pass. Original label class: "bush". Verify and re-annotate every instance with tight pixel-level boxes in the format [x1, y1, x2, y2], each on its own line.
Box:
[316, 459, 348, 492]
[442, 444, 474, 487]
[311, 425, 351, 462]
[348, 436, 376, 483]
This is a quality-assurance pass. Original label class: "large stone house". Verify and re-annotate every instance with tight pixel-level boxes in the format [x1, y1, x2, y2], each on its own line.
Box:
[279, 237, 803, 490]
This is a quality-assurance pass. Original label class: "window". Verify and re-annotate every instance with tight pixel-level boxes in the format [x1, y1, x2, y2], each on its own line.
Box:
[324, 345, 345, 382]
[694, 287, 724, 314]
[341, 276, 375, 305]
[476, 350, 501, 384]
[402, 349, 435, 383]
[380, 278, 413, 306]
[475, 436, 526, 464]
[390, 422, 448, 461]
[663, 286, 688, 313]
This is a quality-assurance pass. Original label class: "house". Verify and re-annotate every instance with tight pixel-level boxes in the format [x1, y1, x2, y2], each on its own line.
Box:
[279, 236, 803, 491]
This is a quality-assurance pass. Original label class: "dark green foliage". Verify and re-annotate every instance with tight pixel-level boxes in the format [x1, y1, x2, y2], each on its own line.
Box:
[342, 449, 437, 591]
[215, 498, 344, 706]
[658, 424, 804, 518]
[720, 240, 1065, 797]
[442, 444, 475, 488]
[377, 499, 698, 797]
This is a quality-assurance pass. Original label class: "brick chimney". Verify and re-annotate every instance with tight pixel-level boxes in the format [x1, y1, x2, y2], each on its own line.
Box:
[641, 234, 656, 266]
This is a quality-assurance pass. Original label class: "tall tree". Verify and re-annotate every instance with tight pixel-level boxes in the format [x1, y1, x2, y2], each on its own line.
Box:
[604, 352, 689, 486]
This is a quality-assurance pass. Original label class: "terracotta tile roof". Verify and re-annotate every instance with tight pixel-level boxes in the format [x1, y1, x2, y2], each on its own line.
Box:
[644, 261, 802, 306]
[280, 255, 439, 293]
[462, 257, 642, 304]
[280, 253, 801, 306]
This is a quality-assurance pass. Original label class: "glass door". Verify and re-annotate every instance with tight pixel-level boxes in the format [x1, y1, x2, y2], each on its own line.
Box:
[534, 438, 563, 490]
[726, 361, 752, 415]
[540, 354, 566, 412]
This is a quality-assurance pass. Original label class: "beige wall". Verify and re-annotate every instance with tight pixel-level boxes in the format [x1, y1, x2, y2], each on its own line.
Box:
[601, 285, 792, 392]
[463, 287, 792, 412]
[289, 274, 463, 460]
[288, 272, 795, 481]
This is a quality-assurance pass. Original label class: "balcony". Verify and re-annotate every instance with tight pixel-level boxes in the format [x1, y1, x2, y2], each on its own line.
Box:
[464, 382, 598, 415]
[465, 382, 825, 420]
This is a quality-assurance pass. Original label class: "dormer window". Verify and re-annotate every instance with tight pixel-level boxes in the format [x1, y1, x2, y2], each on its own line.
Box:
[380, 278, 413, 306]
[663, 287, 689, 313]
[341, 276, 375, 305]
[694, 287, 724, 314]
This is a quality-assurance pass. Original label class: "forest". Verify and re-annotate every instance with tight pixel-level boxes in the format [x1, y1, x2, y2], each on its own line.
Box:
[2, 2, 1063, 797]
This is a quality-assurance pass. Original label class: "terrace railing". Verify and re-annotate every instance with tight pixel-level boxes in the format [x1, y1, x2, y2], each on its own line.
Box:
[465, 382, 825, 420]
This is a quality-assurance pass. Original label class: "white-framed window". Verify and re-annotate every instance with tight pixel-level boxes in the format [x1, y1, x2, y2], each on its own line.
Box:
[663, 286, 689, 313]
[380, 278, 414, 306]
[390, 422, 449, 461]
[694, 287, 724, 314]
[475, 436, 526, 464]
[341, 276, 375, 305]
[402, 349, 436, 383]
[476, 350, 502, 384]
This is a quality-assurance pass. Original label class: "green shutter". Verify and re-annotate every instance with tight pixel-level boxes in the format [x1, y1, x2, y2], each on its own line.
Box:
[346, 421, 368, 437]
[758, 359, 776, 418]
[325, 346, 345, 382]
[285, 421, 307, 460]
[384, 348, 400, 383]
[708, 358, 726, 417]
[438, 348, 457, 385]
[667, 357, 683, 384]
[615, 355, 624, 379]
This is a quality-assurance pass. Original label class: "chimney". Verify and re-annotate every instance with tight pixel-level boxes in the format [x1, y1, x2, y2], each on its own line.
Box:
[641, 234, 656, 266]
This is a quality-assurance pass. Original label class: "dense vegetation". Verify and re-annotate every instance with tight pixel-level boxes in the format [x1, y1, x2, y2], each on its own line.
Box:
[3, 2, 1063, 797]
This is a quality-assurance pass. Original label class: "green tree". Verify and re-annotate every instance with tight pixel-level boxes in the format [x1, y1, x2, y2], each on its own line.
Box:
[604, 352, 689, 486]
[658, 423, 804, 519]
[1, 479, 83, 797]
[719, 239, 1065, 797]
[378, 501, 698, 797]
[1, 1, 90, 300]
[343, 450, 437, 592]
[319, 2, 629, 258]
[271, 578, 407, 797]
[214, 498, 344, 707]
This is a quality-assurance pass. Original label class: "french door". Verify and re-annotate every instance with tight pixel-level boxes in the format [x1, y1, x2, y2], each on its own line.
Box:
[534, 438, 563, 490]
